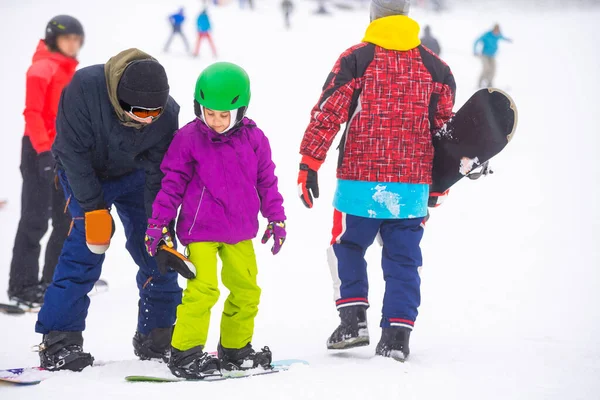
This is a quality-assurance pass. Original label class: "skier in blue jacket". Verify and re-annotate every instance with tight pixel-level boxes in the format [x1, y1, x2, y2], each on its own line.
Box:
[165, 8, 190, 53]
[474, 24, 512, 88]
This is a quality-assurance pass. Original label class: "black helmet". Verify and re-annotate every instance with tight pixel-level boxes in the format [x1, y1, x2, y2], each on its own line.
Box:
[45, 15, 85, 51]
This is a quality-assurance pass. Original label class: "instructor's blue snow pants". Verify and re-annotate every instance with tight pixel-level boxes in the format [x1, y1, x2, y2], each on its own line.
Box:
[328, 210, 424, 330]
[36, 170, 182, 335]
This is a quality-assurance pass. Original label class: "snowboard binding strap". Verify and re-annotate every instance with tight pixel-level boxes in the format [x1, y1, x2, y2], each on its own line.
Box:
[467, 161, 494, 180]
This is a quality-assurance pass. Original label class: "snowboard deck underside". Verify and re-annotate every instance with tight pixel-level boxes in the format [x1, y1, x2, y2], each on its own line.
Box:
[431, 88, 518, 194]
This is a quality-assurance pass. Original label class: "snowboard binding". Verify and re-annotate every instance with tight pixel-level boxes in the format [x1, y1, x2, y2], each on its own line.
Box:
[169, 346, 222, 379]
[467, 161, 494, 180]
[218, 343, 273, 371]
[35, 331, 94, 372]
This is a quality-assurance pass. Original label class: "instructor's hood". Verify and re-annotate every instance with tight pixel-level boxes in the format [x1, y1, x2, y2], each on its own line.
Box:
[363, 15, 421, 51]
[104, 48, 159, 129]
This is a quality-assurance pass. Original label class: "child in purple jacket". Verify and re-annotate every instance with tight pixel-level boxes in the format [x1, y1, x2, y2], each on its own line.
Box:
[145, 62, 286, 378]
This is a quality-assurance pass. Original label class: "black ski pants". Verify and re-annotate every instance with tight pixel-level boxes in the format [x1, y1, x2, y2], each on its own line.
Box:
[8, 136, 70, 293]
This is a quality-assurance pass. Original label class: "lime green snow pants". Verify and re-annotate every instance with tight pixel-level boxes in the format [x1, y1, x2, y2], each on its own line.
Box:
[171, 241, 261, 351]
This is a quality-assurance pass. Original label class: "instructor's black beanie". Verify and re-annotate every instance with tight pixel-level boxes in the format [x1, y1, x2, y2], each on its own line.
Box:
[117, 60, 170, 109]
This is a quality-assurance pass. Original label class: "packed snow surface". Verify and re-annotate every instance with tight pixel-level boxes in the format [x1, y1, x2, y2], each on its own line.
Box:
[1, 0, 599, 399]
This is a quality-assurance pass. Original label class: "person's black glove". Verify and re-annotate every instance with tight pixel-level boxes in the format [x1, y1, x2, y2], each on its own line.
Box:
[38, 151, 55, 184]
[155, 246, 196, 280]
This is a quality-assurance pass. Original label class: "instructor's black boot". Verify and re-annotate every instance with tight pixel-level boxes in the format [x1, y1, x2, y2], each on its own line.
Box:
[375, 327, 411, 361]
[169, 346, 221, 379]
[132, 326, 173, 362]
[326, 305, 369, 350]
[8, 283, 47, 309]
[218, 342, 272, 371]
[37, 331, 94, 371]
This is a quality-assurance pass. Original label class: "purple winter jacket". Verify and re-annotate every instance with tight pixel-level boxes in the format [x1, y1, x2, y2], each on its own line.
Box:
[150, 117, 286, 246]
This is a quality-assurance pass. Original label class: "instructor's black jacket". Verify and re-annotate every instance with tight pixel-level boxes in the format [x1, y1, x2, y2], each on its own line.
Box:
[53, 64, 179, 217]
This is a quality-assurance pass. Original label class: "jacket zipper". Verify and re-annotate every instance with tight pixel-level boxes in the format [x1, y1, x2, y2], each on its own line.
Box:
[188, 187, 205, 235]
[254, 186, 261, 206]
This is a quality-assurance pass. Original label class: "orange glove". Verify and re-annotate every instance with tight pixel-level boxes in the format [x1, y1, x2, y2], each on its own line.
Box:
[84, 209, 114, 254]
[297, 155, 323, 209]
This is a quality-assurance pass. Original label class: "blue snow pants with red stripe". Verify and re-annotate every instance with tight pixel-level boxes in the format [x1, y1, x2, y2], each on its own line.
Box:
[327, 210, 424, 330]
[36, 169, 182, 335]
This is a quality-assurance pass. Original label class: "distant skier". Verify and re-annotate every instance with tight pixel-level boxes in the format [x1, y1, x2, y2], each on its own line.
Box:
[8, 15, 84, 308]
[193, 8, 217, 58]
[239, 0, 255, 9]
[164, 8, 190, 53]
[282, 0, 294, 29]
[146, 62, 286, 378]
[298, 0, 455, 361]
[35, 49, 182, 371]
[474, 24, 512, 88]
[315, 0, 330, 14]
[418, 0, 443, 12]
[421, 25, 441, 55]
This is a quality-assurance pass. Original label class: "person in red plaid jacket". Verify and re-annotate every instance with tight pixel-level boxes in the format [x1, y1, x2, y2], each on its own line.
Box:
[298, 0, 455, 361]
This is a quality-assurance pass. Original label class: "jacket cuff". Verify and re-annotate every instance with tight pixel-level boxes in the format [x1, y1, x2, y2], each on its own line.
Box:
[83, 202, 108, 212]
[267, 212, 286, 223]
[31, 143, 53, 154]
[300, 155, 324, 171]
[148, 218, 169, 227]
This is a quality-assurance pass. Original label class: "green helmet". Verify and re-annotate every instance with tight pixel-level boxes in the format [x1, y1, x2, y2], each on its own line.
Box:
[194, 62, 251, 119]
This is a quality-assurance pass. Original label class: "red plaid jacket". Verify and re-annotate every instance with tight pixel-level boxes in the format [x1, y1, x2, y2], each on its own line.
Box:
[300, 16, 456, 184]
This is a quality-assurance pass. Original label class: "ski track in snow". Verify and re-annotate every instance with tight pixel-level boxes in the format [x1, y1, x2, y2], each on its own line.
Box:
[1, 1, 600, 399]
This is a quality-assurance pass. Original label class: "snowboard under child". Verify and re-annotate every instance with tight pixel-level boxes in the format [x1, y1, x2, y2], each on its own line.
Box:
[146, 62, 286, 379]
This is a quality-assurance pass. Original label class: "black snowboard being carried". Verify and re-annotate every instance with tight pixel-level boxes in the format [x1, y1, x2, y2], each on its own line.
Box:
[431, 88, 518, 194]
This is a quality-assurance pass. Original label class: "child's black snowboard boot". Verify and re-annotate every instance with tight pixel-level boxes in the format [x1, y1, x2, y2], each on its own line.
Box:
[132, 326, 173, 362]
[168, 346, 221, 379]
[375, 326, 411, 361]
[37, 331, 94, 371]
[218, 342, 272, 371]
[326, 305, 369, 350]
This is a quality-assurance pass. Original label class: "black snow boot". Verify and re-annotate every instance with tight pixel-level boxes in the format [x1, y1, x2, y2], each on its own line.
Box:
[168, 346, 221, 379]
[375, 327, 411, 361]
[218, 342, 272, 371]
[132, 326, 173, 362]
[8, 283, 47, 309]
[37, 331, 94, 372]
[326, 305, 369, 350]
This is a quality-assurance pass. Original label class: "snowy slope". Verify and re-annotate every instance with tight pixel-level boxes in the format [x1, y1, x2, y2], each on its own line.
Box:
[1, 0, 599, 399]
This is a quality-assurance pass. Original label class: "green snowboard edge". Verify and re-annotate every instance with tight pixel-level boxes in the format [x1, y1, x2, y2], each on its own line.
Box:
[126, 375, 181, 383]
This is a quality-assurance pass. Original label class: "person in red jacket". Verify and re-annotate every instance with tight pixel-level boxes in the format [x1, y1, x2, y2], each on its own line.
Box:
[298, 0, 455, 361]
[8, 15, 84, 308]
